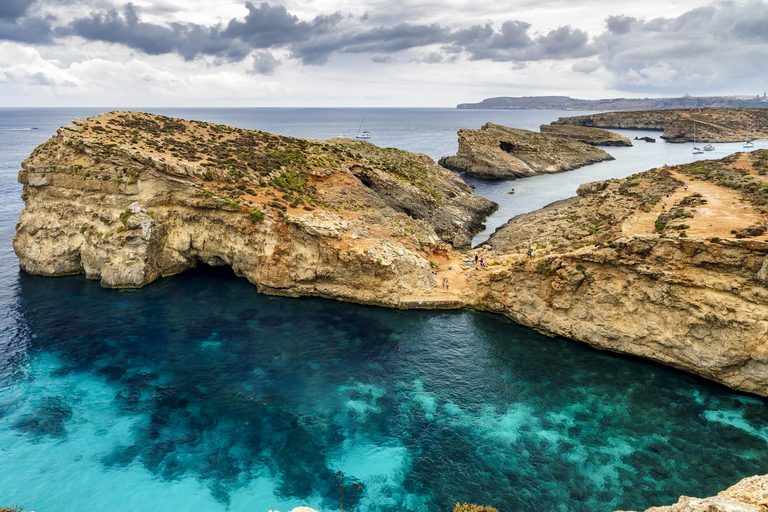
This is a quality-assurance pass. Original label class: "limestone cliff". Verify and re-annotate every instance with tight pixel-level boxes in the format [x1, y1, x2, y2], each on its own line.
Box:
[13, 111, 496, 301]
[539, 124, 632, 146]
[14, 113, 768, 397]
[554, 108, 768, 143]
[479, 157, 768, 396]
[617, 474, 768, 512]
[437, 122, 614, 179]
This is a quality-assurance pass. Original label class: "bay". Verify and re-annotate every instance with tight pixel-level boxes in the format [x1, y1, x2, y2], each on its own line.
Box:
[1, 108, 767, 512]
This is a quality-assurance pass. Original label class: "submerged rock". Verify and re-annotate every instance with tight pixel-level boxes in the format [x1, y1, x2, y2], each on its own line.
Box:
[438, 122, 614, 180]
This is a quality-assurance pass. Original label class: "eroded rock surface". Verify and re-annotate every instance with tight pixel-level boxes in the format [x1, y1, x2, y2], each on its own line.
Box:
[14, 111, 496, 303]
[437, 122, 614, 179]
[540, 124, 632, 146]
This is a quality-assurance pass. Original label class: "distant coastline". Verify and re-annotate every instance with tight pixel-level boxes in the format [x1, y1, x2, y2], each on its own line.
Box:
[457, 94, 768, 111]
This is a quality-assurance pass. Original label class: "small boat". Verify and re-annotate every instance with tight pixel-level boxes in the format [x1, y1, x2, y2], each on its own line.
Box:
[692, 123, 703, 154]
[703, 143, 715, 151]
[356, 117, 371, 139]
[744, 121, 754, 148]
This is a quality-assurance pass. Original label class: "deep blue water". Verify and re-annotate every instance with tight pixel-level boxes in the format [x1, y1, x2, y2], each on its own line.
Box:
[2, 108, 768, 512]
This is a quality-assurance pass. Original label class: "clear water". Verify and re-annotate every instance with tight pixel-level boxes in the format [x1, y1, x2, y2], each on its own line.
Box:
[1, 108, 768, 512]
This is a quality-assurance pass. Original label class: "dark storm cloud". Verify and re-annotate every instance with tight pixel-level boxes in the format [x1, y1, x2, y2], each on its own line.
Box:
[0, 15, 54, 44]
[448, 21, 594, 62]
[0, 0, 35, 21]
[57, 1, 599, 67]
[66, 3, 249, 61]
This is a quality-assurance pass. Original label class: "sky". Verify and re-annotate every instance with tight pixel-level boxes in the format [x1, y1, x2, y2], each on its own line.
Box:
[1, 0, 767, 107]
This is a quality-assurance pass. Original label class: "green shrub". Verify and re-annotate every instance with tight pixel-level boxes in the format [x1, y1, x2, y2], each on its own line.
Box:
[535, 259, 557, 276]
[376, 258, 382, 265]
[119, 211, 131, 225]
[147, 210, 154, 218]
[249, 209, 263, 223]
[127, 178, 137, 185]
[203, 170, 213, 181]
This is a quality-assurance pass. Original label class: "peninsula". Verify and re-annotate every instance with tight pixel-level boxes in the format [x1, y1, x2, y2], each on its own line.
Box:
[14, 112, 768, 397]
[437, 122, 614, 179]
[552, 108, 768, 143]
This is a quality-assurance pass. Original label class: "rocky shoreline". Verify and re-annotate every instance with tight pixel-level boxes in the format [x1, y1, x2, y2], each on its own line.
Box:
[13, 112, 768, 397]
[553, 108, 768, 143]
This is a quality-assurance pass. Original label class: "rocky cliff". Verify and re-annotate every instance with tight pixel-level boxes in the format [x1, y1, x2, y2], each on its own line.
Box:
[13, 111, 496, 301]
[617, 474, 768, 512]
[478, 156, 768, 396]
[539, 124, 632, 146]
[553, 108, 768, 143]
[438, 122, 614, 179]
[14, 113, 768, 397]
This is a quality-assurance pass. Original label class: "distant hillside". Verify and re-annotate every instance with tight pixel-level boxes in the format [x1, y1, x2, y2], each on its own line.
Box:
[457, 95, 768, 111]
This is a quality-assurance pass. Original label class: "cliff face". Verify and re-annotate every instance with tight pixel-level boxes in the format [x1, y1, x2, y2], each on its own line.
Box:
[539, 124, 632, 146]
[437, 122, 614, 179]
[480, 161, 768, 396]
[14, 113, 768, 397]
[13, 112, 496, 300]
[554, 108, 768, 143]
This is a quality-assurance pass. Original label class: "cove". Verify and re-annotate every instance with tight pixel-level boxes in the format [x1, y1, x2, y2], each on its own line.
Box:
[1, 265, 768, 512]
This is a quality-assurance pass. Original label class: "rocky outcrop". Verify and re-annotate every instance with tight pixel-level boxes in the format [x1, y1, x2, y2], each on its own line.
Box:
[554, 108, 768, 143]
[479, 161, 768, 396]
[438, 122, 614, 179]
[617, 474, 768, 512]
[13, 112, 495, 301]
[539, 124, 632, 146]
[13, 114, 768, 397]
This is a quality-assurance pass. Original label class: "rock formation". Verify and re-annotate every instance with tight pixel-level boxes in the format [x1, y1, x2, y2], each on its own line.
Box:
[13, 113, 768, 397]
[14, 111, 496, 301]
[438, 122, 614, 179]
[617, 474, 768, 512]
[539, 124, 632, 146]
[553, 108, 768, 143]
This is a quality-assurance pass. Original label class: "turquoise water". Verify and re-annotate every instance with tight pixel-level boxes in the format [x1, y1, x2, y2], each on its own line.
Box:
[2, 109, 768, 512]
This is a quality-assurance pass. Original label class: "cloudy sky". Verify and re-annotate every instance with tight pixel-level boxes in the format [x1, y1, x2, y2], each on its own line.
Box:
[1, 0, 766, 107]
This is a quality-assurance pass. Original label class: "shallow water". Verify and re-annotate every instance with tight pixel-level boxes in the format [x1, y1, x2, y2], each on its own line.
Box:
[1, 108, 768, 512]
[3, 268, 768, 512]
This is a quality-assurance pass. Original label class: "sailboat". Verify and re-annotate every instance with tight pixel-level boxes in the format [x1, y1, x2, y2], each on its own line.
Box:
[356, 117, 371, 139]
[692, 123, 703, 155]
[744, 120, 754, 148]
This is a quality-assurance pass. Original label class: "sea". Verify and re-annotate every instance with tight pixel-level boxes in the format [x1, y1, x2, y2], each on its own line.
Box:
[1, 107, 768, 512]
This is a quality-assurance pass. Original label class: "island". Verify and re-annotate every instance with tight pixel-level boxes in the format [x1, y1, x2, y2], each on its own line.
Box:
[457, 95, 768, 111]
[14, 112, 768, 398]
[437, 122, 614, 179]
[552, 108, 768, 143]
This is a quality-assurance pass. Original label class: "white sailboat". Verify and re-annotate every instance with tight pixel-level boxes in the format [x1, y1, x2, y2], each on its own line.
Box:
[692, 123, 703, 155]
[356, 117, 371, 139]
[744, 120, 754, 148]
